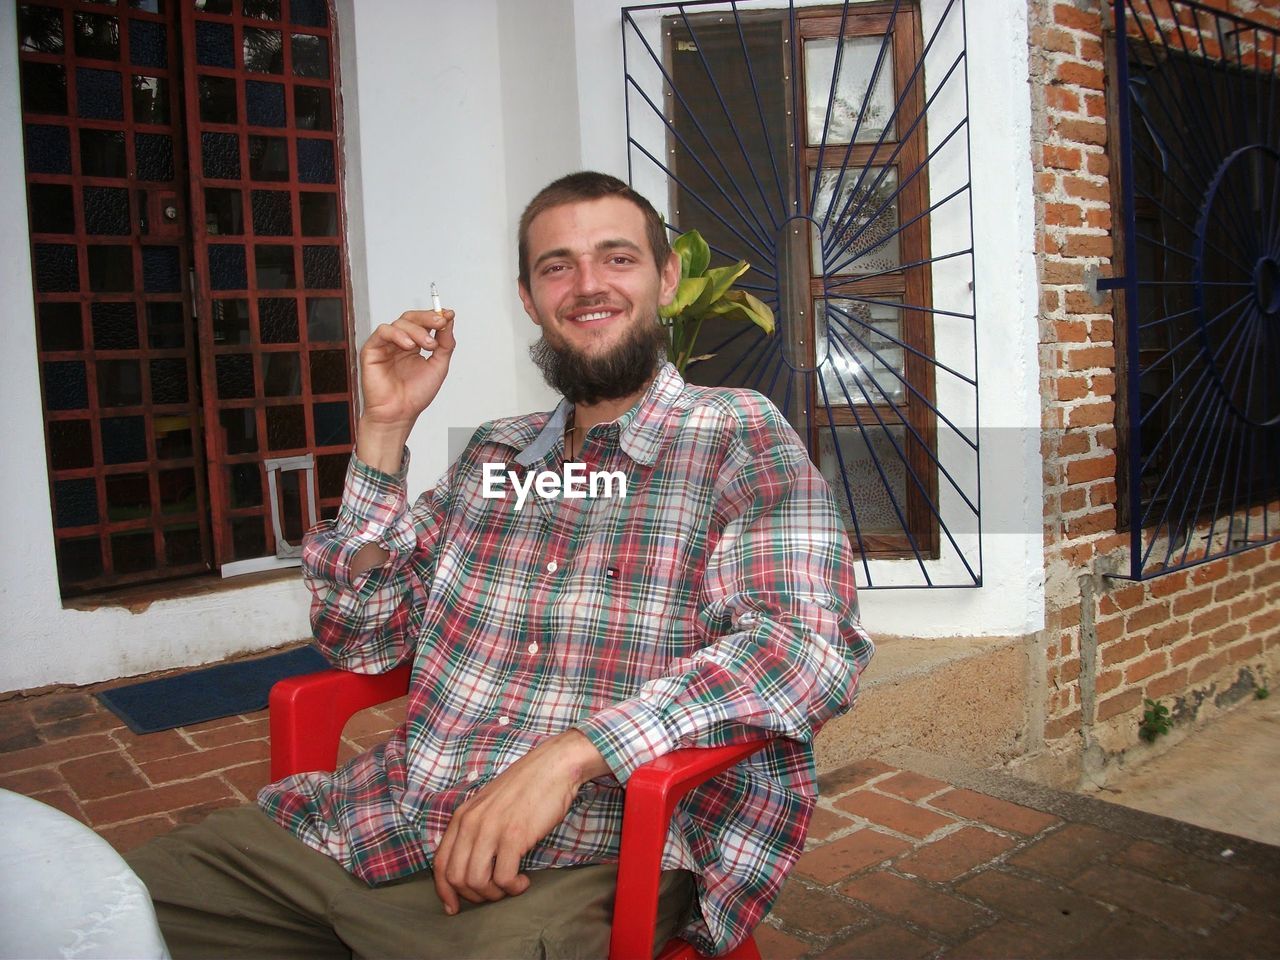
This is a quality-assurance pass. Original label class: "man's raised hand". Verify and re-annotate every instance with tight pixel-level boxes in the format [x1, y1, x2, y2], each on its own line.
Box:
[356, 309, 455, 472]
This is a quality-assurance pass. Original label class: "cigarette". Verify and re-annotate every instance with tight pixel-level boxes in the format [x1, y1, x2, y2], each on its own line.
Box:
[431, 282, 442, 313]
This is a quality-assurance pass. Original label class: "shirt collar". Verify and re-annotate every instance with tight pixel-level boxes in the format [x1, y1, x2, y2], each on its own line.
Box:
[493, 362, 686, 468]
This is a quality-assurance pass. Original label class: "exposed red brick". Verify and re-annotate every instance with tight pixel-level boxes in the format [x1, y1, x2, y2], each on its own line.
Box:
[1213, 576, 1250, 605]
[1053, 2, 1102, 32]
[1191, 558, 1231, 585]
[1054, 319, 1089, 342]
[1032, 25, 1077, 54]
[1148, 571, 1189, 598]
[1250, 607, 1280, 635]
[1044, 86, 1081, 113]
[1083, 207, 1114, 234]
[1085, 151, 1110, 176]
[1065, 508, 1117, 539]
[1189, 651, 1229, 685]
[1206, 622, 1248, 649]
[1055, 376, 1090, 401]
[1062, 176, 1111, 203]
[1095, 616, 1125, 644]
[1145, 668, 1189, 700]
[1079, 41, 1105, 67]
[1170, 633, 1210, 667]
[1008, 822, 1126, 880]
[1044, 202, 1084, 227]
[1123, 651, 1167, 684]
[1059, 234, 1111, 259]
[1096, 688, 1143, 722]
[1065, 345, 1115, 371]
[1101, 634, 1146, 667]
[1054, 117, 1108, 146]
[1138, 618, 1189, 652]
[1228, 638, 1263, 664]
[1066, 401, 1114, 428]
[1042, 143, 1083, 169]
[1043, 259, 1089, 286]
[1125, 601, 1171, 632]
[1070, 865, 1231, 931]
[1065, 453, 1116, 485]
[1054, 61, 1105, 91]
[1172, 585, 1215, 617]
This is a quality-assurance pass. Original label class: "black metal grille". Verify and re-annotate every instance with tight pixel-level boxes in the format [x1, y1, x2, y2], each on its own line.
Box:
[622, 0, 980, 588]
[1105, 0, 1279, 579]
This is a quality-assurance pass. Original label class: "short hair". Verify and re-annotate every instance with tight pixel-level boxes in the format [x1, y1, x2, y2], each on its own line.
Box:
[517, 171, 672, 289]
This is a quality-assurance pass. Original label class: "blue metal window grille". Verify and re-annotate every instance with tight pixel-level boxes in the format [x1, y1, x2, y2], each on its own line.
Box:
[621, 0, 979, 589]
[1102, 0, 1279, 580]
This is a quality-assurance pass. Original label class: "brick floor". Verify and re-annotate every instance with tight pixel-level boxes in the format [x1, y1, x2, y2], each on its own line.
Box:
[2, 677, 1280, 958]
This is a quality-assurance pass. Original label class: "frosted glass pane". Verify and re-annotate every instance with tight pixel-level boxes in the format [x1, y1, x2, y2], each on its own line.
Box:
[815, 299, 905, 405]
[812, 167, 900, 277]
[805, 36, 895, 146]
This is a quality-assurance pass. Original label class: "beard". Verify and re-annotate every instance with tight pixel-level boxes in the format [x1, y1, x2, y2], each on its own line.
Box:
[529, 314, 668, 405]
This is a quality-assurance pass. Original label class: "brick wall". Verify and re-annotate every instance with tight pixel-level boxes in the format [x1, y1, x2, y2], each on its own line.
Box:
[1027, 0, 1280, 782]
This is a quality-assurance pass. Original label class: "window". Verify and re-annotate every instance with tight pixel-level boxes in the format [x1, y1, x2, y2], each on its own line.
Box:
[18, 0, 356, 594]
[1106, 0, 1279, 578]
[625, 1, 980, 585]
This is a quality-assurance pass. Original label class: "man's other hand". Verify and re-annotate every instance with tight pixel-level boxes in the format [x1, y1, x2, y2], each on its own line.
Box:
[433, 729, 610, 915]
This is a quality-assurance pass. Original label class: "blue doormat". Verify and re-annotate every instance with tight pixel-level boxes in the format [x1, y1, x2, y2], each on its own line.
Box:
[97, 646, 330, 734]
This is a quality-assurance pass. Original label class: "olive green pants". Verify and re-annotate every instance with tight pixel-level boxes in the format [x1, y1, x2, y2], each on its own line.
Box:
[125, 806, 693, 960]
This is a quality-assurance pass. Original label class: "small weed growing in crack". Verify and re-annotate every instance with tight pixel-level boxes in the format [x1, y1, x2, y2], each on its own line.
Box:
[1139, 698, 1172, 742]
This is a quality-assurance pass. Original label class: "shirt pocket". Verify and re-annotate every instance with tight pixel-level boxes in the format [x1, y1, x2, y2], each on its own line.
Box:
[553, 534, 700, 699]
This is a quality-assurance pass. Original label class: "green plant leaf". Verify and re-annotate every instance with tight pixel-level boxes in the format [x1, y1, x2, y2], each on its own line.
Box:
[708, 289, 776, 334]
[672, 230, 710, 279]
[659, 276, 709, 319]
[687, 260, 750, 315]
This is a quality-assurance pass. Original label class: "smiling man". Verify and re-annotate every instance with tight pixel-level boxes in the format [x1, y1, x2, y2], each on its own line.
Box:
[126, 172, 873, 959]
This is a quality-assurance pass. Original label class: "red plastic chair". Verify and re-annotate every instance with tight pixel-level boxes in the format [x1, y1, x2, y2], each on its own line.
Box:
[270, 666, 766, 960]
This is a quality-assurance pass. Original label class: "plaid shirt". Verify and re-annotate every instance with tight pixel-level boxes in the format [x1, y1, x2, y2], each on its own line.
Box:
[260, 362, 872, 954]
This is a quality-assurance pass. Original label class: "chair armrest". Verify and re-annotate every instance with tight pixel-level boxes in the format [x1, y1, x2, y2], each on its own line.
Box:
[609, 738, 774, 960]
[268, 664, 412, 780]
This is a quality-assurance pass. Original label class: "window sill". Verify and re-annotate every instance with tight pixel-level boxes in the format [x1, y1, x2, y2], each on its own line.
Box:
[63, 566, 303, 614]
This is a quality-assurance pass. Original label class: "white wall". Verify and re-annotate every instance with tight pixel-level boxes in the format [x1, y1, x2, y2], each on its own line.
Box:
[1, 0, 1041, 691]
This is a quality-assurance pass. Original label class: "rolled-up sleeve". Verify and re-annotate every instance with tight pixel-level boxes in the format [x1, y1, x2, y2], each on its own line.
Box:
[301, 451, 448, 673]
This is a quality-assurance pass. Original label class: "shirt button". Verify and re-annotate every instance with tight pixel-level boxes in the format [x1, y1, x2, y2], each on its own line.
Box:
[527, 641, 539, 655]
[546, 560, 558, 573]
[497, 715, 510, 726]
[467, 770, 479, 782]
